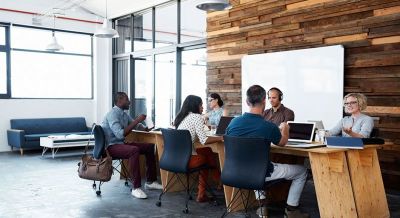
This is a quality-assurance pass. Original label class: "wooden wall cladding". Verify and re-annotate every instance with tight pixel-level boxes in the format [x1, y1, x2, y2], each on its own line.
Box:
[206, 0, 400, 189]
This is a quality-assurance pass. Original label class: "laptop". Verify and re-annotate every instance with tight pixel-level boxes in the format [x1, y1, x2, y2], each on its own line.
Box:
[214, 116, 234, 136]
[286, 121, 324, 148]
[326, 136, 364, 149]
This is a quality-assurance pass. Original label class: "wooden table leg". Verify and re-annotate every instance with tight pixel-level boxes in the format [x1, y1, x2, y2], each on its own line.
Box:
[309, 151, 358, 218]
[346, 148, 389, 218]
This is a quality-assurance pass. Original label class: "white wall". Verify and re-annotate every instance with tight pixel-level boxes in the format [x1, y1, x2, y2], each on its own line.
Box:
[0, 4, 112, 152]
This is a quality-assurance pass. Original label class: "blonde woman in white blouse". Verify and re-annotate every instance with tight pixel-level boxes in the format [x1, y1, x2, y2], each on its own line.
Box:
[174, 95, 223, 203]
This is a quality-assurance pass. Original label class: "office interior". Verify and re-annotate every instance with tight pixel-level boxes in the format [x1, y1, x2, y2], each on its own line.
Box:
[0, 0, 399, 217]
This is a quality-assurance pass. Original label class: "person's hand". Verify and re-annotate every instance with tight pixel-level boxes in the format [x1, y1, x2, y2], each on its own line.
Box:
[343, 127, 352, 135]
[136, 114, 146, 122]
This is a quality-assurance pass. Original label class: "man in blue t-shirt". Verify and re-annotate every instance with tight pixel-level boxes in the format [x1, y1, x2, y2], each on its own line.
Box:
[226, 85, 308, 218]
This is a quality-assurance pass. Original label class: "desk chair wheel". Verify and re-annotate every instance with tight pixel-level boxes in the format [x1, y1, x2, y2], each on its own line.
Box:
[182, 208, 189, 214]
[210, 200, 219, 206]
[96, 190, 101, 196]
[92, 183, 96, 189]
[125, 181, 129, 186]
[156, 201, 161, 207]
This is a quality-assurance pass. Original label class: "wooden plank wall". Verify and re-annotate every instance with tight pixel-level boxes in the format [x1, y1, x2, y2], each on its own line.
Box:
[206, 0, 400, 190]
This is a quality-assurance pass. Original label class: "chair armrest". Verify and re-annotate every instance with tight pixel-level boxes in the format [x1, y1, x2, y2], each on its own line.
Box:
[7, 129, 25, 148]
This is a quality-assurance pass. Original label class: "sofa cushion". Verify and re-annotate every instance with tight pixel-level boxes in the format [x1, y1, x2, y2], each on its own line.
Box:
[25, 132, 91, 141]
[10, 117, 88, 134]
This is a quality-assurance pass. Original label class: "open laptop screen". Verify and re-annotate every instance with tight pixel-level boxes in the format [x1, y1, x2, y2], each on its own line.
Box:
[287, 121, 316, 143]
[215, 116, 234, 135]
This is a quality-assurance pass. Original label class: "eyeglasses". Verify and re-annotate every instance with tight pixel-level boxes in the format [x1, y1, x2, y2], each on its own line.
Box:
[343, 101, 358, 107]
[208, 98, 215, 102]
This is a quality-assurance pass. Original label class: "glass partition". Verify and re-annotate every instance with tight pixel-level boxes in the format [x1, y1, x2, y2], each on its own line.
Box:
[181, 48, 206, 106]
[134, 56, 153, 121]
[155, 52, 176, 127]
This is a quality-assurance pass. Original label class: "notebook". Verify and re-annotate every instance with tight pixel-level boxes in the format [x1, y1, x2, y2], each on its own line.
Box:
[326, 136, 364, 149]
[287, 121, 316, 144]
[214, 116, 234, 136]
[285, 143, 325, 149]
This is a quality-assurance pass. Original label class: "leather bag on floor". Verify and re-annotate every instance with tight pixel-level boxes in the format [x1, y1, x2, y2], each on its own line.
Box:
[77, 126, 113, 182]
[78, 152, 113, 182]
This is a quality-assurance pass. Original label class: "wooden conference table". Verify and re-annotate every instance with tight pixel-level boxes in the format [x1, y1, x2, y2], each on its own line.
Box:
[125, 130, 389, 218]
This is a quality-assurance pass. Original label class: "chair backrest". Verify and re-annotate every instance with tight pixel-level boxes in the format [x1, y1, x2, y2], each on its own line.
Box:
[160, 128, 192, 173]
[222, 135, 270, 190]
[93, 125, 106, 159]
[370, 127, 380, 138]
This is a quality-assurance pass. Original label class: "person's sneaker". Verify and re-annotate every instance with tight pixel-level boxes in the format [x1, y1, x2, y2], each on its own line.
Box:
[284, 208, 309, 218]
[256, 206, 268, 218]
[131, 188, 147, 199]
[145, 181, 163, 190]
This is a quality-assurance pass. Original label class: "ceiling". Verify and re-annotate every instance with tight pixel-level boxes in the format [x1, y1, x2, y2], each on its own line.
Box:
[0, 0, 172, 22]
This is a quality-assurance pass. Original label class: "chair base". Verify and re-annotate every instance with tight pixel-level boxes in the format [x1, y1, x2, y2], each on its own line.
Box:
[156, 172, 217, 214]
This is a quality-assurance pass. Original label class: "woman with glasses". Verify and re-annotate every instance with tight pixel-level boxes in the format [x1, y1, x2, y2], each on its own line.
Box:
[174, 95, 222, 202]
[204, 93, 228, 126]
[328, 93, 374, 138]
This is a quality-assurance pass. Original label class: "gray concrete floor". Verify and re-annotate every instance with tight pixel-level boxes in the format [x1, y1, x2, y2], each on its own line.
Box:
[0, 149, 399, 218]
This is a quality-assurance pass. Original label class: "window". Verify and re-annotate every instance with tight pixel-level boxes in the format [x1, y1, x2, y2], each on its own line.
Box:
[115, 16, 132, 54]
[11, 52, 92, 98]
[181, 0, 206, 43]
[134, 56, 153, 118]
[112, 0, 207, 126]
[0, 25, 9, 97]
[10, 26, 92, 99]
[133, 10, 153, 51]
[0, 52, 6, 94]
[155, 52, 176, 127]
[155, 3, 177, 47]
[0, 26, 5, 45]
[181, 48, 206, 105]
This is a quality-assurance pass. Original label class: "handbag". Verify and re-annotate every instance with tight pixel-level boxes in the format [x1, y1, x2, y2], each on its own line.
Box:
[77, 125, 113, 182]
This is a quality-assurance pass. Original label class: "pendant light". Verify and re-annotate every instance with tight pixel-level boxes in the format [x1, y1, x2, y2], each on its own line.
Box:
[196, 0, 232, 11]
[94, 0, 119, 38]
[46, 15, 64, 51]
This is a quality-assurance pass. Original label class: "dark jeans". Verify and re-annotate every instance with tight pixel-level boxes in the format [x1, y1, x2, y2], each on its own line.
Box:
[107, 142, 157, 189]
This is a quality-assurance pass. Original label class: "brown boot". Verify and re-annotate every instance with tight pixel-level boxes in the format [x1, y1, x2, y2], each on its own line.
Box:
[196, 194, 209, 203]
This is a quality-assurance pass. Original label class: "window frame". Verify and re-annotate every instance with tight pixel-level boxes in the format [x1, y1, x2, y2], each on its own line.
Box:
[0, 23, 11, 98]
[1, 24, 94, 99]
[112, 0, 207, 118]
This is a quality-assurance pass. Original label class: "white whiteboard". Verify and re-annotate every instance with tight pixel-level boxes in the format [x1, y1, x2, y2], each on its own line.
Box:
[241, 45, 344, 129]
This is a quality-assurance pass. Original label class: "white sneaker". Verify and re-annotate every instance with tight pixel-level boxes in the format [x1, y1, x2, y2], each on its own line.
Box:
[145, 181, 163, 190]
[131, 188, 147, 199]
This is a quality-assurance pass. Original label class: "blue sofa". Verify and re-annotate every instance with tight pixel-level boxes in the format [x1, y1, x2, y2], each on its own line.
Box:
[7, 117, 91, 155]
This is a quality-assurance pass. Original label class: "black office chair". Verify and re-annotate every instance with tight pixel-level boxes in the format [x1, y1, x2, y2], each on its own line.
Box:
[221, 135, 285, 218]
[91, 125, 130, 196]
[156, 128, 216, 214]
